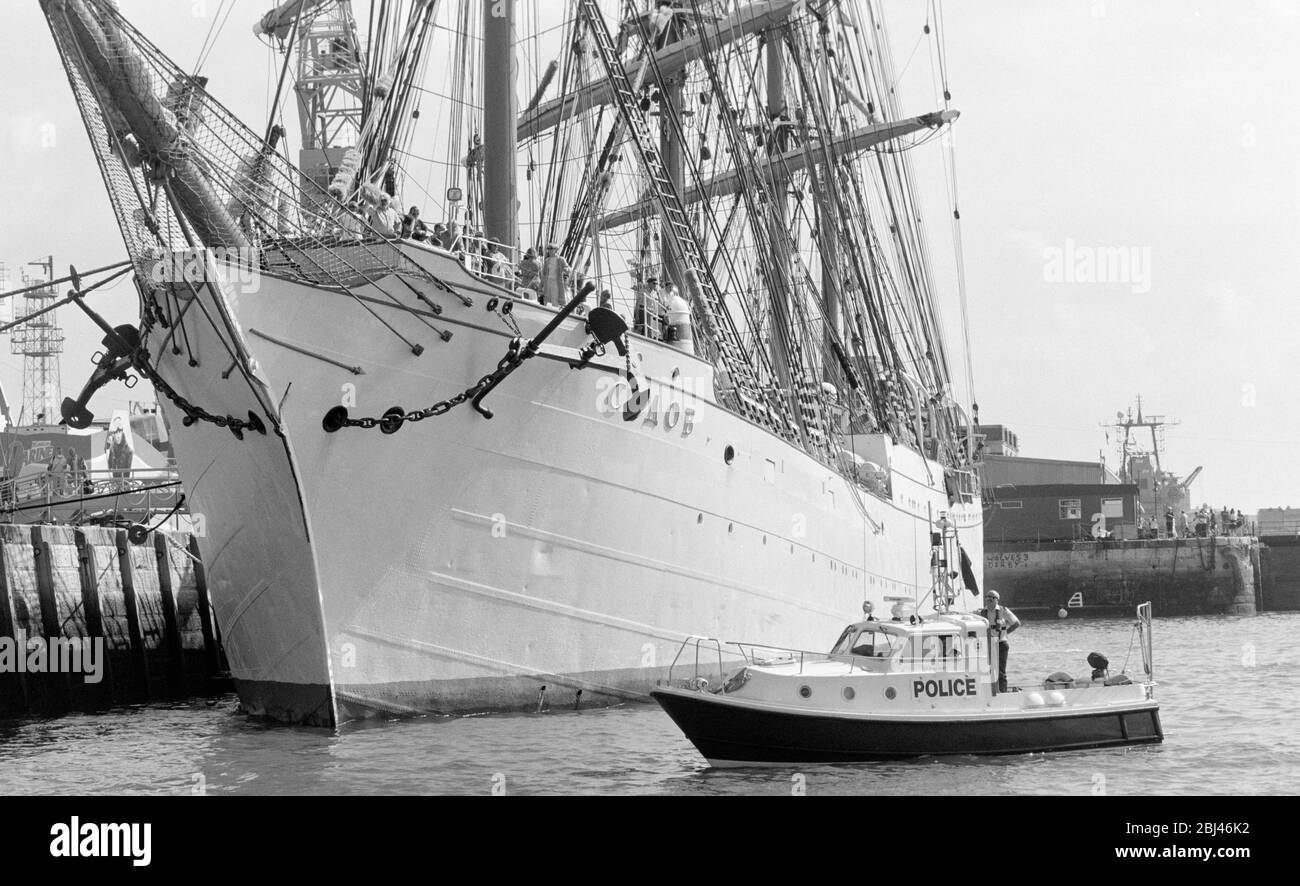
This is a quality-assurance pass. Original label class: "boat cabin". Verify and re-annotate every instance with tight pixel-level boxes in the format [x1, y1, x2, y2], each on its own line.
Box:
[827, 613, 994, 677]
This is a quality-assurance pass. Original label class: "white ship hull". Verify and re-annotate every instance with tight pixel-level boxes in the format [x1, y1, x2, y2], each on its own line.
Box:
[151, 244, 983, 726]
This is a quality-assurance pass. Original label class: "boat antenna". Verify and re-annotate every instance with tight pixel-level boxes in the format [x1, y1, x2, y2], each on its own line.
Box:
[927, 508, 959, 614]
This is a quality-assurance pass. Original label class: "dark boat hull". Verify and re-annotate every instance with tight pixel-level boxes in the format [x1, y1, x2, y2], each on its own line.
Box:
[652, 689, 1163, 765]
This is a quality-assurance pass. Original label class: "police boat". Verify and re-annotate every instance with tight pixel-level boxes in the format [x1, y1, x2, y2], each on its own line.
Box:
[651, 601, 1162, 767]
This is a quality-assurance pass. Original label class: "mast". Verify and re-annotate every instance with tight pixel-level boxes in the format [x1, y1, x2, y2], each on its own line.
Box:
[1104, 398, 1180, 516]
[816, 20, 841, 382]
[483, 0, 518, 250]
[659, 9, 685, 294]
[765, 27, 793, 390]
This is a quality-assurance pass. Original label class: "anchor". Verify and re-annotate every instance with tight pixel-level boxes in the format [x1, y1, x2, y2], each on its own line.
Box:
[471, 281, 597, 419]
[573, 304, 629, 368]
[61, 324, 142, 429]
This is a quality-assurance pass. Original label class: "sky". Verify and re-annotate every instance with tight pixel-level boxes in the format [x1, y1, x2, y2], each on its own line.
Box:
[1, 0, 1298, 511]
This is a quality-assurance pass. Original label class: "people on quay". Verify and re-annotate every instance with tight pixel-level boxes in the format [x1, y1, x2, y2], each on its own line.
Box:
[106, 417, 133, 487]
[980, 589, 1021, 693]
[1164, 507, 1174, 538]
[69, 451, 86, 495]
[541, 243, 570, 306]
[1177, 509, 1188, 538]
[1230, 508, 1246, 535]
[48, 451, 69, 496]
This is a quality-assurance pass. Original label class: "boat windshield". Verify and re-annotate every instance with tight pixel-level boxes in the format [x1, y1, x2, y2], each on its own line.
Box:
[830, 624, 902, 658]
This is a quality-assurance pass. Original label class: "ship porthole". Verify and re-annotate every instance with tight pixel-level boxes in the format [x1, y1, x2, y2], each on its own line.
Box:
[885, 687, 897, 700]
[798, 685, 812, 699]
[842, 687, 855, 701]
[724, 444, 736, 465]
[697, 513, 703, 524]
[728, 523, 734, 533]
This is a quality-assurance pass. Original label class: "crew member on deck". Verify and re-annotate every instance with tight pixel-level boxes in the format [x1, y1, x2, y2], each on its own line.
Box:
[517, 247, 541, 292]
[981, 590, 1020, 693]
[401, 206, 427, 241]
[633, 277, 667, 337]
[541, 244, 569, 306]
[371, 193, 399, 237]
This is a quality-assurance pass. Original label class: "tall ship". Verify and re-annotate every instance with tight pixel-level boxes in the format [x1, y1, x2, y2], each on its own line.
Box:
[40, 0, 983, 726]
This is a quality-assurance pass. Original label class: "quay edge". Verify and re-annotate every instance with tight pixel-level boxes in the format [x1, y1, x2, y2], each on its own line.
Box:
[985, 536, 1259, 618]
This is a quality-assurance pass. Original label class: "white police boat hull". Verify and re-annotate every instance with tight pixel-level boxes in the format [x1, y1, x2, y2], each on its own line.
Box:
[652, 606, 1163, 766]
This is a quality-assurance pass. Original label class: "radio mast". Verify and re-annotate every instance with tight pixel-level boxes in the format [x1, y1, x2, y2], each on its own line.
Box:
[9, 255, 64, 426]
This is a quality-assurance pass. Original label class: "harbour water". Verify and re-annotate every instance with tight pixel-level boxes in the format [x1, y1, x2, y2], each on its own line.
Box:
[1, 612, 1295, 796]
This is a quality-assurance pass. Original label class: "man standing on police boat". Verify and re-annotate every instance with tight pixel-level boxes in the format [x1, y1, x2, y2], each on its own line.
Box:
[981, 590, 1020, 692]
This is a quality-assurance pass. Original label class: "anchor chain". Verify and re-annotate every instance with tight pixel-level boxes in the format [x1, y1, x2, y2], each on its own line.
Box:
[321, 283, 601, 434]
[133, 302, 270, 440]
[323, 339, 524, 434]
[137, 356, 268, 439]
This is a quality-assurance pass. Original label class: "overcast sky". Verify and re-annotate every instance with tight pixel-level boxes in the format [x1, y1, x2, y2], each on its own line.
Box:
[1, 0, 1297, 511]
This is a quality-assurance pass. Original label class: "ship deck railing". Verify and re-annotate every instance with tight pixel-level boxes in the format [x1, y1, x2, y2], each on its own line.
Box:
[455, 235, 520, 292]
[0, 467, 185, 522]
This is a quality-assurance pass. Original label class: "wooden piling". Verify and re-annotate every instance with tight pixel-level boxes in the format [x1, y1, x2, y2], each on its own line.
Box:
[74, 529, 115, 709]
[0, 539, 29, 714]
[115, 529, 152, 700]
[153, 531, 187, 695]
[0, 525, 226, 716]
[30, 526, 73, 710]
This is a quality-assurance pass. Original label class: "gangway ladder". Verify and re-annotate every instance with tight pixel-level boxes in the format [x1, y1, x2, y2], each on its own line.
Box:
[575, 0, 779, 432]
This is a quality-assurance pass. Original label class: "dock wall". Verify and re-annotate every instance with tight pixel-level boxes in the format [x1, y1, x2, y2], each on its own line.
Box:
[1259, 536, 1300, 611]
[0, 524, 227, 717]
[985, 536, 1259, 618]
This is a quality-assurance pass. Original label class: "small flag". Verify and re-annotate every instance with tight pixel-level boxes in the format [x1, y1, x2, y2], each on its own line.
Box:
[959, 546, 980, 596]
